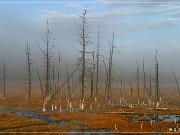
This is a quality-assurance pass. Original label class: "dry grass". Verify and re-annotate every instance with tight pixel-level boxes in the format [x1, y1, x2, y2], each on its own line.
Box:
[0, 112, 46, 131]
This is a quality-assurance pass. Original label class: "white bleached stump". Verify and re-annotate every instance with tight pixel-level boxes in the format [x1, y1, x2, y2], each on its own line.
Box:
[156, 102, 159, 107]
[114, 124, 117, 130]
[151, 120, 153, 126]
[79, 99, 85, 111]
[52, 104, 54, 111]
[60, 105, 62, 113]
[119, 98, 122, 104]
[90, 104, 92, 110]
[141, 122, 143, 129]
[69, 101, 73, 112]
[43, 102, 46, 112]
[95, 97, 97, 102]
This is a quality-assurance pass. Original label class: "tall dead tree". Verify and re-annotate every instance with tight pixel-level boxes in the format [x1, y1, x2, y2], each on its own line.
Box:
[3, 58, 6, 100]
[0, 81, 2, 99]
[95, 25, 100, 101]
[37, 67, 44, 100]
[129, 82, 133, 104]
[102, 58, 108, 99]
[143, 58, 146, 104]
[90, 52, 95, 102]
[136, 60, 140, 104]
[171, 68, 180, 103]
[66, 63, 73, 112]
[107, 32, 115, 103]
[149, 69, 152, 105]
[56, 52, 61, 99]
[25, 43, 33, 104]
[44, 20, 53, 102]
[155, 50, 160, 107]
[38, 20, 54, 111]
[66, 63, 71, 99]
[76, 10, 89, 110]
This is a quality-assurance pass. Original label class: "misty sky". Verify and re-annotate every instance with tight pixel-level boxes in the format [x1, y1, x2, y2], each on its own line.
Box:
[1, 0, 180, 85]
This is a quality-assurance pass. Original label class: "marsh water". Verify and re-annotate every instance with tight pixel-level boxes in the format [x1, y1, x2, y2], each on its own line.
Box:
[129, 114, 180, 123]
[16, 111, 69, 126]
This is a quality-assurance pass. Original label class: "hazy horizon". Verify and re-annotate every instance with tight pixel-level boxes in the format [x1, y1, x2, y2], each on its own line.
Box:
[1, 0, 180, 87]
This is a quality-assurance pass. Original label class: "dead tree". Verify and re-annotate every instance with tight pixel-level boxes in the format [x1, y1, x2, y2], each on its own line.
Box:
[95, 25, 100, 100]
[142, 58, 146, 104]
[107, 32, 115, 103]
[149, 69, 152, 105]
[171, 68, 180, 103]
[120, 71, 123, 101]
[66, 63, 71, 99]
[38, 20, 54, 110]
[90, 67, 94, 102]
[116, 75, 123, 104]
[37, 67, 44, 100]
[71, 73, 74, 98]
[0, 81, 2, 99]
[102, 58, 108, 100]
[155, 50, 160, 107]
[136, 60, 140, 104]
[129, 82, 133, 104]
[44, 20, 53, 102]
[3, 58, 6, 100]
[25, 43, 33, 104]
[66, 63, 73, 112]
[90, 52, 95, 102]
[56, 52, 61, 99]
[76, 10, 89, 110]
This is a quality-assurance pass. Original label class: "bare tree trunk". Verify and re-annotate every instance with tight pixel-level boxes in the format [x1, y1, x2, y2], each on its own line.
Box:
[46, 21, 50, 100]
[95, 25, 100, 100]
[90, 52, 95, 102]
[76, 10, 89, 111]
[171, 68, 180, 103]
[3, 58, 6, 100]
[143, 58, 146, 104]
[0, 81, 2, 99]
[107, 32, 115, 103]
[38, 20, 54, 110]
[149, 69, 152, 105]
[52, 65, 55, 97]
[37, 67, 44, 100]
[25, 43, 32, 104]
[81, 22, 86, 111]
[57, 52, 61, 99]
[155, 50, 160, 107]
[102, 58, 108, 103]
[66, 63, 72, 112]
[71, 73, 74, 98]
[66, 63, 71, 99]
[129, 82, 133, 104]
[136, 60, 140, 104]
